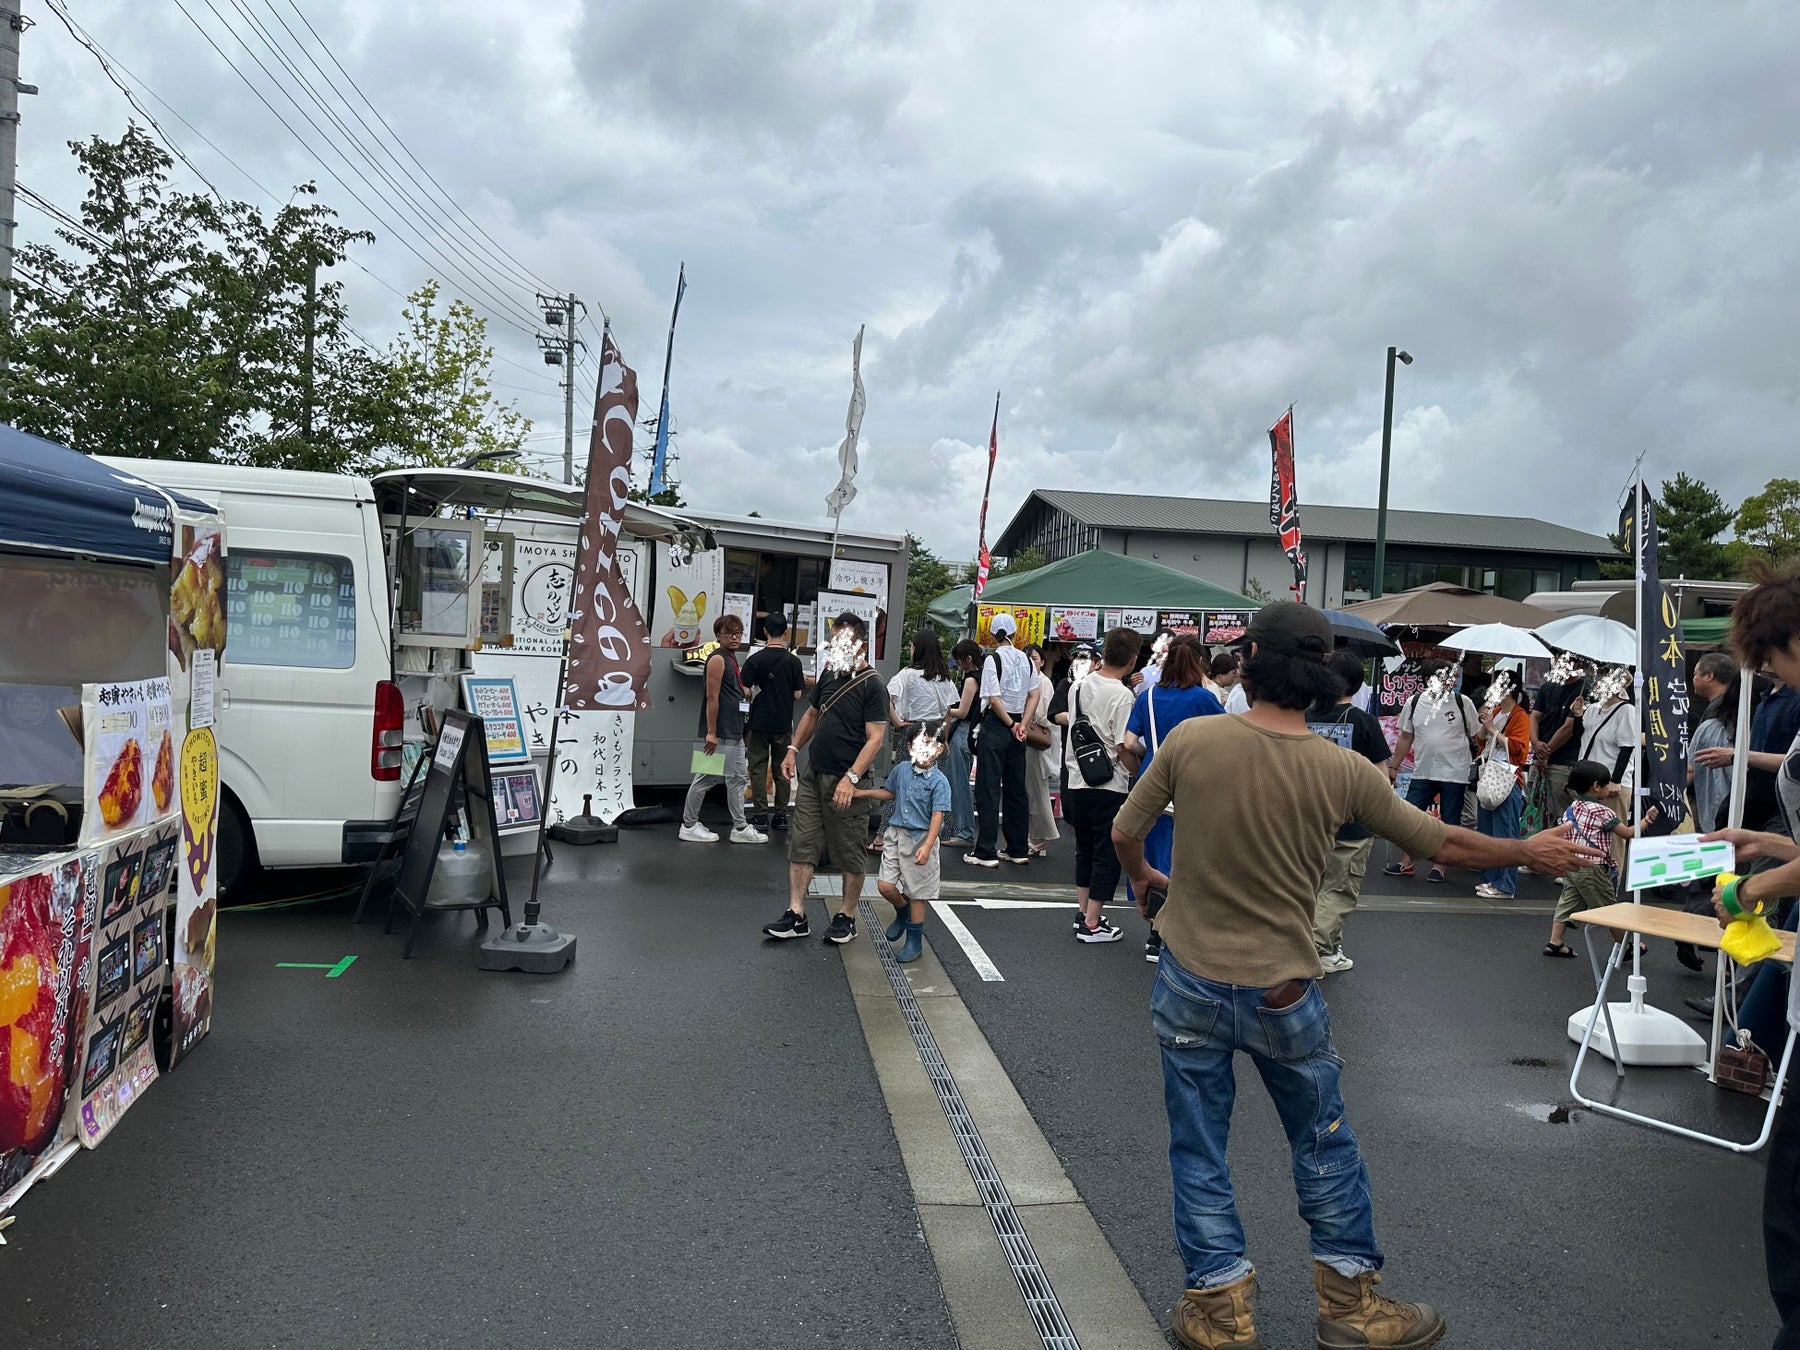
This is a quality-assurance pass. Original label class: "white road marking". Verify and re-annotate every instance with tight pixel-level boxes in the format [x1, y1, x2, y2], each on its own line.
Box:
[930, 901, 1005, 981]
[941, 896, 1132, 911]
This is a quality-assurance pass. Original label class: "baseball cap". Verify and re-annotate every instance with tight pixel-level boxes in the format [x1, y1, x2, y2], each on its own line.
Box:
[1242, 602, 1331, 661]
[989, 612, 1017, 638]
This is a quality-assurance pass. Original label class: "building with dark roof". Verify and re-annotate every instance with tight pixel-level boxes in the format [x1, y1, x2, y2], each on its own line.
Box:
[993, 489, 1618, 607]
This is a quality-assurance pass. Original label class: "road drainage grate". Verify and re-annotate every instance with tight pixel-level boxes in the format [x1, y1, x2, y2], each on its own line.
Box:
[860, 900, 1082, 1350]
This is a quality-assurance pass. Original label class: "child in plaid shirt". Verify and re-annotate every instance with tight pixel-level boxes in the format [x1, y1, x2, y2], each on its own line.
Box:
[1543, 759, 1656, 957]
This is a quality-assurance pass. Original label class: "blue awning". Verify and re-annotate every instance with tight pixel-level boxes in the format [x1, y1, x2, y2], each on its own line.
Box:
[0, 425, 216, 566]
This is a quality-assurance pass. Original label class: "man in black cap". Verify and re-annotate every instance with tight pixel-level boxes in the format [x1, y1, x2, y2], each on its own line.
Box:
[1112, 602, 1603, 1350]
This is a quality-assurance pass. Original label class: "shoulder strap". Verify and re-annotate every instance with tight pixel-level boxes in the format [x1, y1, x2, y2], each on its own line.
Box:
[820, 667, 877, 717]
[1457, 697, 1471, 736]
[1148, 687, 1161, 753]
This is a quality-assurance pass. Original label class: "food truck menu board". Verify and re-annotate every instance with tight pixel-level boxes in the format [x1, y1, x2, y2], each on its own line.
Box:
[225, 553, 356, 669]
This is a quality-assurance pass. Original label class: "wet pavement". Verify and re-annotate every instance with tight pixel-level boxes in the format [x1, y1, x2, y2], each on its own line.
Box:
[0, 808, 1782, 1348]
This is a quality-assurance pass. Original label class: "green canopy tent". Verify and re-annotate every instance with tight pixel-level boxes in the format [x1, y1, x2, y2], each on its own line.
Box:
[926, 548, 1258, 632]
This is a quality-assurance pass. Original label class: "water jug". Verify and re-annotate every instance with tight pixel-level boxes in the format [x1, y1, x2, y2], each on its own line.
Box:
[426, 838, 489, 908]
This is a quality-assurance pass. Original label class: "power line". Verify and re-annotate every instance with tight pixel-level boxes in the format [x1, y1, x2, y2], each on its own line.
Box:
[261, 0, 555, 298]
[169, 0, 543, 341]
[221, 0, 545, 326]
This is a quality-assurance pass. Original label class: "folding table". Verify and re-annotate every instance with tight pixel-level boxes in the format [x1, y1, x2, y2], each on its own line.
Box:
[1569, 902, 1796, 1152]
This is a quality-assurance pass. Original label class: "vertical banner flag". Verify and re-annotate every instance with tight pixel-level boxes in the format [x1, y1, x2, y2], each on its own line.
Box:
[1627, 481, 1688, 836]
[567, 327, 656, 712]
[1268, 407, 1306, 594]
[974, 393, 1000, 600]
[824, 325, 866, 517]
[648, 263, 687, 496]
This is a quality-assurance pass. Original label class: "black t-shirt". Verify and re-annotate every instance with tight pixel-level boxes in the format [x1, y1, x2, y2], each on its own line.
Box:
[953, 671, 982, 747]
[804, 668, 890, 779]
[696, 651, 747, 740]
[1307, 701, 1392, 841]
[742, 644, 806, 736]
[1536, 678, 1587, 767]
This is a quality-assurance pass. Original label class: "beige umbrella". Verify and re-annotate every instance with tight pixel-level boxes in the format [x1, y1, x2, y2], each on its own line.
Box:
[1338, 582, 1559, 630]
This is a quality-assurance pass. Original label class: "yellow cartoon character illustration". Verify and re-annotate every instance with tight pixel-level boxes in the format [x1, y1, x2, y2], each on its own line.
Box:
[660, 584, 708, 648]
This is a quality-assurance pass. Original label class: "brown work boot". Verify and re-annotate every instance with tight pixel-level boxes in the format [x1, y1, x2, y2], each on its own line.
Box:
[1314, 1262, 1446, 1348]
[1170, 1271, 1264, 1349]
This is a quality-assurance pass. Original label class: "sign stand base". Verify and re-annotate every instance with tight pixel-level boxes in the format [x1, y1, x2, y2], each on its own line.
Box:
[1568, 973, 1708, 1066]
[478, 920, 576, 973]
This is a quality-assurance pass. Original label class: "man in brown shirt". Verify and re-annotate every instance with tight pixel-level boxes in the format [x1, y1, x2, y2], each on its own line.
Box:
[1113, 602, 1601, 1350]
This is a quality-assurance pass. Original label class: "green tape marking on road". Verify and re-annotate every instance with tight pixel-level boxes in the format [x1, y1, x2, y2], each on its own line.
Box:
[276, 955, 358, 978]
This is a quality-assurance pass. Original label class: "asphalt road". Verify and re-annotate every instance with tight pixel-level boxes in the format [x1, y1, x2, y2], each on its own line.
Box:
[927, 876, 1781, 1348]
[0, 824, 956, 1350]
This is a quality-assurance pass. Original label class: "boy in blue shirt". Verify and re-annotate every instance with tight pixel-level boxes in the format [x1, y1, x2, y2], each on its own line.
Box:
[857, 731, 952, 963]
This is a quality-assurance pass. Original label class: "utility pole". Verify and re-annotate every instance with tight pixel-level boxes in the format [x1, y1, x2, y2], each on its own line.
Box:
[1371, 344, 1412, 599]
[301, 257, 317, 444]
[0, 2, 38, 339]
[536, 292, 585, 484]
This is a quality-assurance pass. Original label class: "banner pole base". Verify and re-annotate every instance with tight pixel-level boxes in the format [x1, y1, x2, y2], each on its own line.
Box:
[478, 922, 577, 973]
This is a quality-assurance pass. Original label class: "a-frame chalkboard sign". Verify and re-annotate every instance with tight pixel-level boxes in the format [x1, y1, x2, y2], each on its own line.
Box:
[385, 708, 513, 957]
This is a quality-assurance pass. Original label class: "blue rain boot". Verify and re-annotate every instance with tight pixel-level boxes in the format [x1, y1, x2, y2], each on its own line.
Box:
[885, 904, 908, 944]
[896, 922, 924, 963]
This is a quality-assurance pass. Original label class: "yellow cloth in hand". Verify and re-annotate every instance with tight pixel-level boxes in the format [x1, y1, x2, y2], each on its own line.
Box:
[1721, 915, 1782, 965]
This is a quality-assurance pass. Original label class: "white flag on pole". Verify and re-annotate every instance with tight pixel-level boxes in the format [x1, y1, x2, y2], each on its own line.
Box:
[825, 325, 865, 517]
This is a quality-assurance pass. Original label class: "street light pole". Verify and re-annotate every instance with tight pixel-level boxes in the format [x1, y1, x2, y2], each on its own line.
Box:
[1372, 345, 1411, 599]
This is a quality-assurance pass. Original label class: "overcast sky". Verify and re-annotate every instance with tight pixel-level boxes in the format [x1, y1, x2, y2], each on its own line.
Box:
[18, 0, 1799, 556]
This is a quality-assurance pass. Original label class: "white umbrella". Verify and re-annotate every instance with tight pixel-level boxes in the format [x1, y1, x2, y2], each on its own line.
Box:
[1535, 614, 1637, 666]
[1437, 623, 1551, 658]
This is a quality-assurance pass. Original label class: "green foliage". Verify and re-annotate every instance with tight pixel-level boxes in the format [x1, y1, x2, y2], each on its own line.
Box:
[903, 533, 960, 637]
[0, 126, 529, 475]
[1241, 576, 1276, 604]
[959, 545, 1048, 586]
[1658, 472, 1735, 578]
[1734, 477, 1800, 568]
[629, 484, 687, 507]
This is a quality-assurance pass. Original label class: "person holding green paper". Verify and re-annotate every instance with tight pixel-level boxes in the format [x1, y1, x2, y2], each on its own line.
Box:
[679, 614, 766, 845]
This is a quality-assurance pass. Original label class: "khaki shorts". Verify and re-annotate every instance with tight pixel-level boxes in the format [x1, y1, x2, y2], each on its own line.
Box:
[1555, 865, 1618, 925]
[879, 827, 941, 900]
[787, 770, 873, 875]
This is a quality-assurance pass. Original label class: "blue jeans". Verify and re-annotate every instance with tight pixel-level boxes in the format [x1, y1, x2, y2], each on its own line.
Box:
[1404, 776, 1466, 831]
[1476, 782, 1524, 894]
[1152, 947, 1382, 1289]
[945, 734, 975, 841]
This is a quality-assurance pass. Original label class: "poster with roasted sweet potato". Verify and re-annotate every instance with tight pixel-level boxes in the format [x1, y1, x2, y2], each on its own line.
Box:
[0, 851, 95, 1209]
[80, 678, 171, 842]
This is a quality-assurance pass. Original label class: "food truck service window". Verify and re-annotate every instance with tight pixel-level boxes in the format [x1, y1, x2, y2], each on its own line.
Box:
[226, 552, 357, 669]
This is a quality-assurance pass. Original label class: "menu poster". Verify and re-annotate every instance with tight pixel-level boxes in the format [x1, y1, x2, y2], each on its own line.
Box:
[1157, 610, 1201, 637]
[167, 725, 218, 1069]
[460, 676, 532, 765]
[1047, 607, 1099, 642]
[68, 822, 175, 1148]
[828, 560, 891, 659]
[653, 545, 725, 650]
[1116, 608, 1158, 635]
[975, 604, 1046, 650]
[81, 678, 175, 842]
[0, 851, 94, 1208]
[723, 592, 756, 632]
[491, 769, 543, 833]
[1202, 609, 1255, 646]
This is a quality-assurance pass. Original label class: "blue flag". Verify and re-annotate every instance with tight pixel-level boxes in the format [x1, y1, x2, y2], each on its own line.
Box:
[649, 265, 687, 495]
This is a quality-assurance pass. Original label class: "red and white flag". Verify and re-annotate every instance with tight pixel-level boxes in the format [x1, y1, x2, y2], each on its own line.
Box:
[973, 394, 999, 599]
[566, 327, 655, 711]
[1268, 406, 1307, 594]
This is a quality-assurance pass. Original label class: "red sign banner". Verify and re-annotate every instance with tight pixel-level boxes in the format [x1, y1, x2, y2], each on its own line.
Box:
[1268, 408, 1306, 593]
[565, 329, 655, 712]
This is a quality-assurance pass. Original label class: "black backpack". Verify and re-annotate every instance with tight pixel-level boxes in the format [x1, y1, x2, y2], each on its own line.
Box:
[1068, 680, 1117, 788]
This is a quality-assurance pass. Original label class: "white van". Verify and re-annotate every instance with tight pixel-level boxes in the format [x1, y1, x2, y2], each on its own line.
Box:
[101, 459, 404, 895]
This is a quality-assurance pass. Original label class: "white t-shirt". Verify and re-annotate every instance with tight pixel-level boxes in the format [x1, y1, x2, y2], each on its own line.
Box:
[978, 644, 1035, 715]
[887, 667, 956, 723]
[1351, 684, 1374, 714]
[1064, 672, 1136, 794]
[1580, 700, 1640, 799]
[1398, 691, 1480, 783]
[1225, 683, 1251, 715]
[1141, 663, 1162, 690]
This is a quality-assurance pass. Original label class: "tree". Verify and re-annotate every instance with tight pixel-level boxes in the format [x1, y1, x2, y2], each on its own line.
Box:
[378, 280, 528, 470]
[1658, 472, 1735, 578]
[903, 533, 960, 636]
[1735, 477, 1800, 568]
[1241, 576, 1276, 604]
[629, 484, 687, 507]
[959, 546, 1048, 585]
[0, 127, 402, 472]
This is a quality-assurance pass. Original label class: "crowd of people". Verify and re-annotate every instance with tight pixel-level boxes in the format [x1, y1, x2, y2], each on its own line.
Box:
[677, 563, 1800, 1349]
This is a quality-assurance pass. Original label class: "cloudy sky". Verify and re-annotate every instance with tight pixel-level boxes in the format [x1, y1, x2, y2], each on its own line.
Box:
[18, 0, 1799, 556]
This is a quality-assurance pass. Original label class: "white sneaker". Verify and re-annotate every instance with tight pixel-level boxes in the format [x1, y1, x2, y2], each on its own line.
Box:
[729, 824, 768, 844]
[963, 853, 1000, 869]
[1319, 949, 1355, 974]
[678, 822, 719, 843]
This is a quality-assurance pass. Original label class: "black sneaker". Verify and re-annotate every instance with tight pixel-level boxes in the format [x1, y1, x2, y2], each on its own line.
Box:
[749, 812, 772, 833]
[1071, 908, 1086, 932]
[771, 812, 789, 832]
[823, 913, 857, 945]
[762, 909, 810, 940]
[1145, 931, 1164, 964]
[1075, 917, 1123, 944]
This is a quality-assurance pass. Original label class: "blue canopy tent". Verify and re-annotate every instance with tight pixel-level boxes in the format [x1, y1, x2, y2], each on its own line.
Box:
[0, 424, 214, 565]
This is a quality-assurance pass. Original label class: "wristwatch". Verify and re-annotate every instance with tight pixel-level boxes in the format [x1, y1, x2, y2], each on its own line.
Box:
[843, 770, 862, 784]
